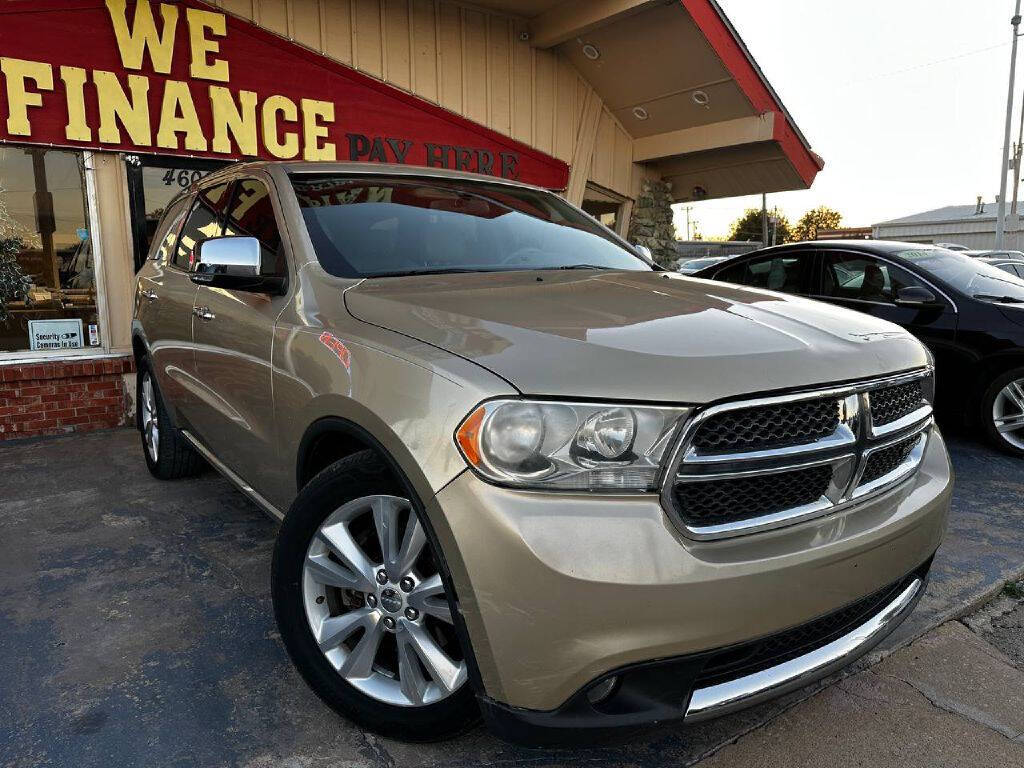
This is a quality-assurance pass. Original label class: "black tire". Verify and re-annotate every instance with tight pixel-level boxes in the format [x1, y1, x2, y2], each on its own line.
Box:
[137, 361, 205, 480]
[980, 367, 1024, 458]
[272, 450, 479, 742]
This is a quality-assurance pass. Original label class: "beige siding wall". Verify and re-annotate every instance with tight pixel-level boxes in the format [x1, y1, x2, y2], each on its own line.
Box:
[210, 0, 640, 199]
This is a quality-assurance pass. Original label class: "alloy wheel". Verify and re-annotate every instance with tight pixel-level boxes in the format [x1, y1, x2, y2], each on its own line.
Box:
[301, 495, 467, 707]
[993, 377, 1024, 451]
[141, 373, 160, 461]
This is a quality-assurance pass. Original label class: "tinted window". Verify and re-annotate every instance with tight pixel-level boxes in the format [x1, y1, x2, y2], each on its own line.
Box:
[149, 196, 191, 262]
[173, 183, 231, 270]
[898, 248, 1024, 302]
[291, 176, 650, 278]
[994, 263, 1019, 276]
[223, 178, 285, 277]
[717, 252, 810, 294]
[820, 252, 929, 304]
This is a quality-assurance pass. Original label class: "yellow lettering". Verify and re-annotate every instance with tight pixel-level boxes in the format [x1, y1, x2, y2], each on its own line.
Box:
[94, 70, 152, 146]
[209, 86, 257, 156]
[300, 98, 336, 161]
[0, 58, 54, 136]
[59, 66, 92, 142]
[187, 8, 230, 82]
[156, 80, 207, 151]
[262, 95, 299, 159]
[104, 0, 178, 74]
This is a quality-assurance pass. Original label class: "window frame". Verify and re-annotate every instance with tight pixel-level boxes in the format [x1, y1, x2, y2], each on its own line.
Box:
[221, 176, 288, 281]
[0, 148, 114, 364]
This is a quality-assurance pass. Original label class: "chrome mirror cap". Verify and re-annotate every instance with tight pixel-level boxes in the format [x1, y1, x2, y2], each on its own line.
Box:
[192, 236, 261, 279]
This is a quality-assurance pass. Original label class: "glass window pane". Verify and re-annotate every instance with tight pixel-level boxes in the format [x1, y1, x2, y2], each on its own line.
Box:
[820, 253, 928, 304]
[718, 254, 808, 293]
[148, 196, 191, 263]
[291, 176, 648, 278]
[0, 147, 99, 353]
[173, 183, 230, 271]
[138, 165, 219, 258]
[223, 179, 284, 277]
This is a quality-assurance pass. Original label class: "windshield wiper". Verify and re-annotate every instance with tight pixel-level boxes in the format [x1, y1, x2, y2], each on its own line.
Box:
[553, 264, 615, 270]
[973, 293, 1024, 304]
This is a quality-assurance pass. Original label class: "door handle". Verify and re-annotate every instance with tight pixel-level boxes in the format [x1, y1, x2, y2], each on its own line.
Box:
[192, 306, 216, 321]
[140, 289, 158, 302]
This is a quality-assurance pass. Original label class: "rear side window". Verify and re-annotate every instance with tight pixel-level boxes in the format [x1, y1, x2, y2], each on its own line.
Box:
[148, 196, 191, 262]
[223, 178, 285, 277]
[717, 252, 812, 294]
[173, 183, 231, 270]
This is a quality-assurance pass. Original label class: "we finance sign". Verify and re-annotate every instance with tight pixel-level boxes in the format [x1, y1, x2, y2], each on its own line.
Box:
[0, 0, 568, 187]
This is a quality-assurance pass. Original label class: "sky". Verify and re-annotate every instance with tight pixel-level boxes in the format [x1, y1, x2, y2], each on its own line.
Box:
[675, 0, 1019, 240]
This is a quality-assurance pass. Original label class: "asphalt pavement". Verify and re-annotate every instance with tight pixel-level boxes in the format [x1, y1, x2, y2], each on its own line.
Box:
[1, 428, 1023, 768]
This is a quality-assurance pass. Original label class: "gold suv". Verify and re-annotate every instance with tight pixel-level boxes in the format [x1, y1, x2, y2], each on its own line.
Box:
[133, 162, 951, 744]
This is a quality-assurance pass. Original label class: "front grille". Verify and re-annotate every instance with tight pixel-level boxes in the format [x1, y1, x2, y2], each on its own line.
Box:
[694, 560, 930, 688]
[861, 434, 919, 486]
[665, 370, 934, 540]
[871, 379, 927, 427]
[675, 465, 832, 526]
[692, 397, 840, 453]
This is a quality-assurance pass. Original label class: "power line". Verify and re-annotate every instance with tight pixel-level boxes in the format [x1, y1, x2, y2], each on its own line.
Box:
[840, 41, 1011, 87]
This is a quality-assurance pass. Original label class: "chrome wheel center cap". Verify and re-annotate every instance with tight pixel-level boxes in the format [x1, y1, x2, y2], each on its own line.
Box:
[379, 587, 403, 614]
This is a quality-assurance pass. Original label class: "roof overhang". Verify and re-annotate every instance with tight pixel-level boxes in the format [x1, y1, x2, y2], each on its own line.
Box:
[499, 0, 823, 202]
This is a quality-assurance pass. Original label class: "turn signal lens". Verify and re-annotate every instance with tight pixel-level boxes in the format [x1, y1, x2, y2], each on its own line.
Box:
[455, 405, 486, 468]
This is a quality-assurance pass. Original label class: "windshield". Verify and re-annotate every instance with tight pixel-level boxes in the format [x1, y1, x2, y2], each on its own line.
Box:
[291, 176, 652, 278]
[897, 248, 1024, 302]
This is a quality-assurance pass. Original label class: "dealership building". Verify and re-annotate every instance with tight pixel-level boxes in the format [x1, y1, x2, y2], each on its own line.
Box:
[0, 0, 821, 439]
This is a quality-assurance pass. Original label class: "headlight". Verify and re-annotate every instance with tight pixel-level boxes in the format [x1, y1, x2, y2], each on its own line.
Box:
[455, 400, 689, 491]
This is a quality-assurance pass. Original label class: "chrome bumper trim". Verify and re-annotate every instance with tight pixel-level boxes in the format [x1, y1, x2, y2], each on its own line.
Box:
[684, 576, 923, 723]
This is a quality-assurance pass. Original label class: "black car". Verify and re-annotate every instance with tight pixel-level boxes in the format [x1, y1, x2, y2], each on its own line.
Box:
[692, 240, 1024, 456]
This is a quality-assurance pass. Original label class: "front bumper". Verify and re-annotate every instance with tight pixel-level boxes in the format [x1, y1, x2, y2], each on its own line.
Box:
[427, 424, 951, 735]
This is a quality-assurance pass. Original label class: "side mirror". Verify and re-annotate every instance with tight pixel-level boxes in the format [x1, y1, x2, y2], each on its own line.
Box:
[895, 285, 941, 308]
[634, 244, 653, 261]
[190, 237, 285, 294]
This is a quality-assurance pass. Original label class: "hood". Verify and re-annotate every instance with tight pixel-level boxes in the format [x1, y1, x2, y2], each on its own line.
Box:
[344, 271, 929, 404]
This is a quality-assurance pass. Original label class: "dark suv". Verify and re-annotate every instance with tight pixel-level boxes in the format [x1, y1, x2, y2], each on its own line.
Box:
[693, 240, 1024, 457]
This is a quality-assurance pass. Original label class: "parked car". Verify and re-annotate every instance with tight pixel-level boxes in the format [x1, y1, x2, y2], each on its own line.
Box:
[967, 249, 1024, 260]
[935, 242, 970, 251]
[677, 255, 730, 274]
[979, 256, 1024, 279]
[692, 241, 1024, 456]
[133, 164, 949, 745]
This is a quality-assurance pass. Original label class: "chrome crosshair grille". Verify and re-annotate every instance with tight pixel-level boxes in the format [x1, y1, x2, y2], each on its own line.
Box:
[661, 369, 934, 540]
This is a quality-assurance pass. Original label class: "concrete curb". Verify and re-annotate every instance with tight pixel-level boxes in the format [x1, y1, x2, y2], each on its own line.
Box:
[685, 564, 1024, 767]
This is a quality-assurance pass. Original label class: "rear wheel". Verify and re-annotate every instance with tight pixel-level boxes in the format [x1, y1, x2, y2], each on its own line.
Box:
[981, 368, 1024, 458]
[137, 364, 205, 479]
[272, 450, 478, 741]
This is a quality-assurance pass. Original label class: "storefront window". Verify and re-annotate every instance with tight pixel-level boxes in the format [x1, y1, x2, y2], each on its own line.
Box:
[0, 147, 99, 354]
[126, 156, 228, 271]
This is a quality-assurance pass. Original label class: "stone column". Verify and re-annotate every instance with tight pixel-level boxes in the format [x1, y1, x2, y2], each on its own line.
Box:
[627, 179, 678, 267]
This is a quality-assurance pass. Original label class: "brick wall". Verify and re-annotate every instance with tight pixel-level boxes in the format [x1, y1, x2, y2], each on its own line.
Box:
[0, 356, 135, 440]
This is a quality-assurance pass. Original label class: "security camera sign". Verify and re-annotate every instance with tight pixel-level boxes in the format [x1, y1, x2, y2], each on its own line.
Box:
[28, 319, 84, 351]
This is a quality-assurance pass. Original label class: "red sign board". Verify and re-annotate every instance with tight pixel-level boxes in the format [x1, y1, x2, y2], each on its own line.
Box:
[0, 0, 569, 188]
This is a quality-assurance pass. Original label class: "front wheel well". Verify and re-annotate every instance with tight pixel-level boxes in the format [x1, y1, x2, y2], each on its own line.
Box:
[297, 420, 395, 490]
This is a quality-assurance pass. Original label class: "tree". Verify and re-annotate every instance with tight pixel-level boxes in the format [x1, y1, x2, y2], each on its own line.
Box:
[792, 206, 842, 242]
[0, 235, 29, 324]
[728, 207, 792, 245]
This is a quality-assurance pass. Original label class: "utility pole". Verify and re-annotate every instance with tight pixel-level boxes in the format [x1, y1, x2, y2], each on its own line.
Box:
[682, 205, 693, 239]
[1013, 82, 1024, 215]
[761, 193, 768, 247]
[996, 0, 1022, 248]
